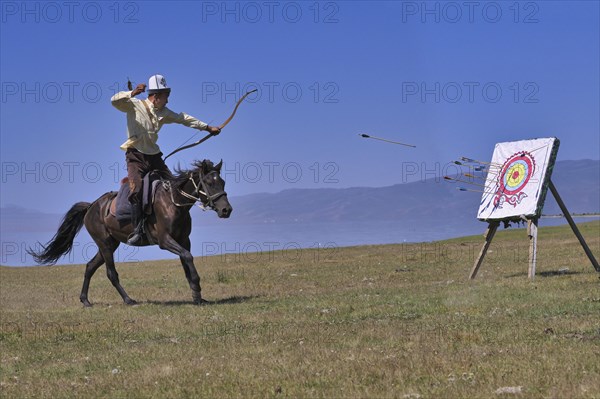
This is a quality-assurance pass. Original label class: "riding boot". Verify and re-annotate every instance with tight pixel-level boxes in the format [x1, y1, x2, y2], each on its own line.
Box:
[127, 202, 145, 246]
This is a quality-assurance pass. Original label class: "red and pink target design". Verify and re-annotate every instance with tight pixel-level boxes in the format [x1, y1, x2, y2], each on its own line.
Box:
[494, 151, 536, 208]
[477, 137, 560, 221]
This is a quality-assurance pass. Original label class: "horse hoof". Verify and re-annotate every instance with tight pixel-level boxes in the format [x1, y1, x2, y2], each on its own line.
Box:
[81, 298, 93, 307]
[125, 298, 138, 306]
[193, 298, 210, 305]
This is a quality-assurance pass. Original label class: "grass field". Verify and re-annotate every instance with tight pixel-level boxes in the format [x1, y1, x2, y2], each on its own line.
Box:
[1, 221, 599, 398]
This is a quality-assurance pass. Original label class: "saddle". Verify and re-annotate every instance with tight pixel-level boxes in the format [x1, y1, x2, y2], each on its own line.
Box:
[109, 172, 162, 223]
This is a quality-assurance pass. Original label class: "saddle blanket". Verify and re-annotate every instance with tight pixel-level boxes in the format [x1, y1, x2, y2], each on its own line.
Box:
[110, 173, 162, 222]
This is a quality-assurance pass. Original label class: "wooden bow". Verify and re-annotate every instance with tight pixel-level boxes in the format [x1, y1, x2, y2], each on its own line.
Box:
[218, 89, 257, 130]
[164, 89, 257, 161]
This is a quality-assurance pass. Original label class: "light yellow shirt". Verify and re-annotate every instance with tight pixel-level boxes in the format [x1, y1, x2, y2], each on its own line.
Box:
[111, 90, 208, 155]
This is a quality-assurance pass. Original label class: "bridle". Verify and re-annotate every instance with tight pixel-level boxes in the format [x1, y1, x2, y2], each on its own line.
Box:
[165, 170, 226, 211]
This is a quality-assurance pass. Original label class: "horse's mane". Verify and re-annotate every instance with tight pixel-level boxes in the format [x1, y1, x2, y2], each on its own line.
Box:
[171, 160, 214, 186]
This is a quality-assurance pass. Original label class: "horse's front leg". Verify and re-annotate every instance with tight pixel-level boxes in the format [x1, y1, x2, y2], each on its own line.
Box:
[158, 235, 206, 304]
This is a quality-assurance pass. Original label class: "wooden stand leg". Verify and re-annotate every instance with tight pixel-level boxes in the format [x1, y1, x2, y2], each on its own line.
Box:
[470, 222, 499, 280]
[527, 218, 538, 279]
[549, 180, 600, 272]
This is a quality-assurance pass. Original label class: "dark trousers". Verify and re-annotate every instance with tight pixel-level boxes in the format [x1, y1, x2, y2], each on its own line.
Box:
[125, 148, 172, 204]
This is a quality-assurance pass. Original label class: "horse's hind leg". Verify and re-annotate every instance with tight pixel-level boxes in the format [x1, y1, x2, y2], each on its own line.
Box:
[80, 251, 104, 307]
[100, 238, 137, 306]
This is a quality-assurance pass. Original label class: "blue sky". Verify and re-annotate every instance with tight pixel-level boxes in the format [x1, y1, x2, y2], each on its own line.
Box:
[1, 1, 599, 213]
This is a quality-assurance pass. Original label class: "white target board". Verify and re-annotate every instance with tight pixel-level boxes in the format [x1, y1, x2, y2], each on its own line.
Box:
[477, 137, 560, 221]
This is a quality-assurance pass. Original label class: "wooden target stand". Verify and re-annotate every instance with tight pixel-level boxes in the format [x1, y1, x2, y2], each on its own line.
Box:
[470, 180, 600, 280]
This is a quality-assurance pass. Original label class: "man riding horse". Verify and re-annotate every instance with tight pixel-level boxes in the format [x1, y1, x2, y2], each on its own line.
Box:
[111, 74, 222, 245]
[29, 75, 257, 305]
[111, 75, 221, 245]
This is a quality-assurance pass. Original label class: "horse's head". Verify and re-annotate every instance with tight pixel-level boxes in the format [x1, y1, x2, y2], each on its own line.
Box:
[191, 159, 232, 218]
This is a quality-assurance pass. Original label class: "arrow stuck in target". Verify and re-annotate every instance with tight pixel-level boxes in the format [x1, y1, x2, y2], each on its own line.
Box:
[457, 187, 495, 194]
[444, 176, 488, 187]
[453, 160, 499, 175]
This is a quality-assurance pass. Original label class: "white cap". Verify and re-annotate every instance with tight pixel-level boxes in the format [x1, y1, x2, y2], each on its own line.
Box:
[147, 74, 171, 94]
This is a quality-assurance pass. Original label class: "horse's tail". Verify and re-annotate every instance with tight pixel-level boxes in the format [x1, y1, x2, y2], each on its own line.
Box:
[28, 202, 91, 265]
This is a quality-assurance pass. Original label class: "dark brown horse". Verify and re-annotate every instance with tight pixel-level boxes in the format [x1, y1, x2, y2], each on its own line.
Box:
[28, 159, 232, 306]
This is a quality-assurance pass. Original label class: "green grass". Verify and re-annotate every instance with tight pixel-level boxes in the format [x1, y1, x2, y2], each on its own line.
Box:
[1, 221, 599, 398]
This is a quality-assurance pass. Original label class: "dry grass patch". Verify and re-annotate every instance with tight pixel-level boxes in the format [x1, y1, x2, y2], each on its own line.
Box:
[1, 221, 599, 397]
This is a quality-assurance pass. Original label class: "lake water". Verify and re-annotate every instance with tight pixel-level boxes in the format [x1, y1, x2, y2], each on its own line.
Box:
[1, 218, 596, 267]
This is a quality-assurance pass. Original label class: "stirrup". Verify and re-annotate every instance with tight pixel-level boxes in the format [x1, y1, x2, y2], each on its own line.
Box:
[127, 221, 144, 245]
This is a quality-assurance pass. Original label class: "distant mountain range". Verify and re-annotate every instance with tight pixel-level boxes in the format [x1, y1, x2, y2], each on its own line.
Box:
[215, 159, 599, 227]
[2, 160, 598, 234]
